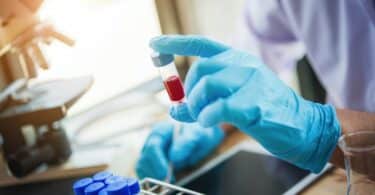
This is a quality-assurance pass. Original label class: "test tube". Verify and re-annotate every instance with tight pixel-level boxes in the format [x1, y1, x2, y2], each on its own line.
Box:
[151, 52, 185, 104]
[151, 52, 184, 183]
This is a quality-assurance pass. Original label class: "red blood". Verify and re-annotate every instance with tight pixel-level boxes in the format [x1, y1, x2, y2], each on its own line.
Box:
[163, 75, 185, 102]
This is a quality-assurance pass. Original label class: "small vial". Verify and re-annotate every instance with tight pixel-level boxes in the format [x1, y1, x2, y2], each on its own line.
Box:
[151, 52, 185, 103]
[98, 188, 108, 195]
[126, 178, 141, 195]
[105, 175, 125, 185]
[73, 177, 94, 195]
[84, 182, 106, 195]
[106, 181, 130, 195]
[93, 171, 113, 182]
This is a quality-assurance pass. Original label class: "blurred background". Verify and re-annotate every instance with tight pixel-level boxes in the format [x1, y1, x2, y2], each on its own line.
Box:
[0, 0, 254, 187]
[37, 0, 248, 115]
[0, 1, 349, 194]
[0, 0, 317, 187]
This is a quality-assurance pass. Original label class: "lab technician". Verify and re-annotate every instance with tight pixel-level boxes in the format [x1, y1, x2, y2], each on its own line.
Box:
[136, 1, 375, 180]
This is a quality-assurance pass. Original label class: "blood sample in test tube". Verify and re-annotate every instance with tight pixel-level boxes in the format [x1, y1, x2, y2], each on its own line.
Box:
[151, 52, 185, 103]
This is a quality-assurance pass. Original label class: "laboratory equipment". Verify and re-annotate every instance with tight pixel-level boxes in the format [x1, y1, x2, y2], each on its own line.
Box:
[338, 131, 375, 195]
[73, 171, 202, 195]
[0, 76, 93, 178]
[85, 182, 106, 195]
[0, 0, 92, 178]
[151, 52, 185, 103]
[126, 178, 141, 194]
[93, 171, 113, 182]
[106, 181, 130, 195]
[73, 177, 94, 195]
[150, 50, 194, 123]
[105, 176, 126, 185]
[150, 52, 185, 182]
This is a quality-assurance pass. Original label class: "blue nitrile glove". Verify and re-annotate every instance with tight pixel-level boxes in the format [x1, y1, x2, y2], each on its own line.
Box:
[136, 122, 224, 180]
[150, 35, 341, 173]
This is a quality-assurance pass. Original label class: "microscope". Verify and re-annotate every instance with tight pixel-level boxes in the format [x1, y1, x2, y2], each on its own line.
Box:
[0, 0, 93, 177]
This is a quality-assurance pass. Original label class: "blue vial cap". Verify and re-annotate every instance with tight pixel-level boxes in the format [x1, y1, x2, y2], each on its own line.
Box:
[93, 171, 113, 182]
[105, 176, 125, 185]
[106, 181, 130, 195]
[73, 177, 94, 195]
[84, 182, 105, 195]
[126, 178, 140, 194]
[98, 187, 108, 195]
[151, 52, 174, 67]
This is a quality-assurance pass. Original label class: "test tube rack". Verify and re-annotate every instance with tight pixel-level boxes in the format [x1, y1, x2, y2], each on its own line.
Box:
[140, 177, 203, 195]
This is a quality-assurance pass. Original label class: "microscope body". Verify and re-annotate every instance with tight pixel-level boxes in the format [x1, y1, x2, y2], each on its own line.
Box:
[0, 0, 92, 178]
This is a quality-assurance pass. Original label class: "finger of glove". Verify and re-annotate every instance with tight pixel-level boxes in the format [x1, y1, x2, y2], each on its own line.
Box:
[169, 130, 200, 169]
[187, 66, 253, 120]
[136, 142, 170, 180]
[198, 81, 261, 129]
[144, 122, 174, 150]
[210, 49, 264, 68]
[137, 122, 174, 179]
[186, 126, 224, 166]
[184, 58, 227, 97]
[197, 98, 229, 128]
[169, 102, 196, 123]
[149, 35, 229, 57]
[184, 49, 263, 96]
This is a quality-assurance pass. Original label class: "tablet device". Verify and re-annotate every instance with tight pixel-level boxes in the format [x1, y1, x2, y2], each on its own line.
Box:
[177, 142, 331, 195]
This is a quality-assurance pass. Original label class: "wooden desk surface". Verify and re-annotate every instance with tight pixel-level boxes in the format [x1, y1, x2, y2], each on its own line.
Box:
[207, 131, 347, 195]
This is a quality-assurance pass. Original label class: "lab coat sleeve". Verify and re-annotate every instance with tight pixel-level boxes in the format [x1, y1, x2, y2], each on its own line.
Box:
[233, 0, 305, 75]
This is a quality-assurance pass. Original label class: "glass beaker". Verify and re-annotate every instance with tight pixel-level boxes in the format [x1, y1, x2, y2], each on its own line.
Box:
[338, 131, 375, 195]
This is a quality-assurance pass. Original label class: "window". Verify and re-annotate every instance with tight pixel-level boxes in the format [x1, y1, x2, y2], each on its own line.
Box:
[38, 0, 161, 114]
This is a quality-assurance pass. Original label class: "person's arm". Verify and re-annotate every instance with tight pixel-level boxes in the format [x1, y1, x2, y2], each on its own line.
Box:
[238, 0, 305, 74]
[330, 109, 375, 168]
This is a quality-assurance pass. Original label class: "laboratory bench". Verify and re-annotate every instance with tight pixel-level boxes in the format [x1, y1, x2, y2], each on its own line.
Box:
[0, 130, 347, 195]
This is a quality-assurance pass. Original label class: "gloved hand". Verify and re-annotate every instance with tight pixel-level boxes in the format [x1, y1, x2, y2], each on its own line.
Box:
[136, 122, 224, 180]
[150, 35, 341, 173]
